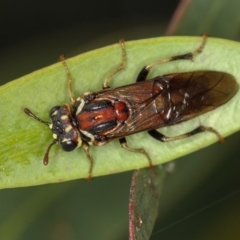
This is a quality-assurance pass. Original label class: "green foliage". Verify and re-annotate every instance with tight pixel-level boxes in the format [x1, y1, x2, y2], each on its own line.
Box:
[0, 36, 240, 189]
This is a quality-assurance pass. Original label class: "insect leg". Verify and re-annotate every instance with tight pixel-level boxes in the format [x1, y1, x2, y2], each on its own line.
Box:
[148, 125, 224, 143]
[60, 55, 76, 106]
[136, 34, 208, 82]
[102, 39, 127, 89]
[119, 138, 153, 167]
[82, 143, 94, 180]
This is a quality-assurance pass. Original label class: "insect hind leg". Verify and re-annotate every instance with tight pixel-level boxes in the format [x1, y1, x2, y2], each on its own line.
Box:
[119, 138, 153, 167]
[136, 34, 208, 82]
[148, 125, 224, 143]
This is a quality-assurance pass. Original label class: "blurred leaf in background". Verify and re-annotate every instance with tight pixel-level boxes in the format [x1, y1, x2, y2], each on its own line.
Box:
[167, 0, 240, 39]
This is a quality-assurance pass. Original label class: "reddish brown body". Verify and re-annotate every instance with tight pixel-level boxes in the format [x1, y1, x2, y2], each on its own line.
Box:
[77, 100, 129, 136]
[74, 71, 238, 146]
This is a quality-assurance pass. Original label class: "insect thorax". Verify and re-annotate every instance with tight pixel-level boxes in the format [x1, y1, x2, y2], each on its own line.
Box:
[74, 94, 130, 146]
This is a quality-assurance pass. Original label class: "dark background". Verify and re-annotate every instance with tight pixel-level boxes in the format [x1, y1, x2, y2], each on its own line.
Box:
[1, 0, 178, 46]
[0, 0, 178, 84]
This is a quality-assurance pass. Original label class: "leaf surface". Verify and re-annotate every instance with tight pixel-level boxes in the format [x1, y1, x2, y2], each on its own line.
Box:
[0, 36, 240, 188]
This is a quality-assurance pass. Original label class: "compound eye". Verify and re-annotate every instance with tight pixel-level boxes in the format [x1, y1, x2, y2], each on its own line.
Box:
[49, 106, 61, 117]
[61, 140, 77, 152]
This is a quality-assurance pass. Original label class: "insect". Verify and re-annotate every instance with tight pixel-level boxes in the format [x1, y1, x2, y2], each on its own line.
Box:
[24, 35, 239, 179]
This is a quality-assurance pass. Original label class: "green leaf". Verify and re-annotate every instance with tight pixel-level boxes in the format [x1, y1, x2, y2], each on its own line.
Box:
[0, 36, 240, 189]
[129, 167, 165, 240]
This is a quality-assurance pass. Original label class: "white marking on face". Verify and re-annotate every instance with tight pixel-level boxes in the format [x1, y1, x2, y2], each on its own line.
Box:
[53, 133, 57, 139]
[65, 125, 72, 133]
[61, 115, 68, 120]
[52, 110, 58, 116]
[60, 135, 82, 147]
[61, 138, 69, 142]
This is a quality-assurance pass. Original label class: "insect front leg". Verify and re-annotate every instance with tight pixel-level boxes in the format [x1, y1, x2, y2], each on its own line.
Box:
[60, 55, 76, 106]
[82, 143, 94, 180]
[102, 39, 127, 89]
[136, 34, 208, 82]
[119, 138, 153, 167]
[148, 125, 224, 143]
